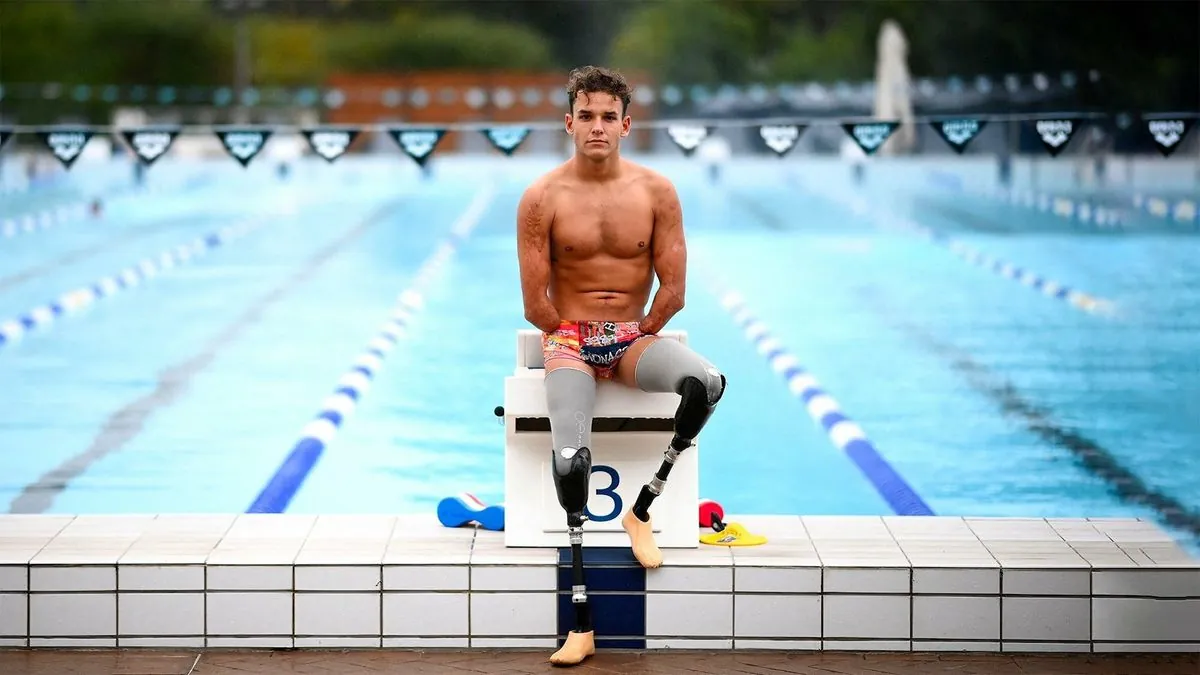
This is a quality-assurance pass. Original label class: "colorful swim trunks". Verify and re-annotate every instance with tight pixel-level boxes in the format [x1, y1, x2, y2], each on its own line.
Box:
[542, 320, 646, 379]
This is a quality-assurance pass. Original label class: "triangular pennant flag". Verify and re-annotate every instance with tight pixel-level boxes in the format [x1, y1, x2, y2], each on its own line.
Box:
[121, 127, 180, 166]
[1032, 117, 1081, 157]
[757, 124, 804, 157]
[37, 128, 94, 169]
[302, 127, 360, 163]
[215, 127, 272, 167]
[930, 118, 987, 154]
[842, 121, 899, 155]
[482, 126, 531, 156]
[1145, 117, 1194, 157]
[666, 123, 709, 156]
[0, 127, 13, 151]
[390, 128, 446, 167]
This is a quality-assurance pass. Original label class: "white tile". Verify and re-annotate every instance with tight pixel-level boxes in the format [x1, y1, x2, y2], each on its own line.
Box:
[647, 565, 731, 593]
[646, 594, 732, 637]
[295, 593, 381, 636]
[29, 593, 115, 637]
[733, 594, 820, 638]
[0, 640, 27, 648]
[470, 593, 556, 636]
[30, 539, 136, 565]
[1090, 519, 1177, 544]
[383, 637, 468, 648]
[471, 637, 557, 648]
[55, 515, 155, 537]
[657, 545, 733, 566]
[222, 514, 316, 539]
[802, 516, 893, 540]
[822, 639, 910, 651]
[0, 515, 74, 537]
[1048, 519, 1110, 543]
[734, 639, 820, 650]
[295, 637, 380, 647]
[382, 541, 473, 566]
[646, 638, 732, 649]
[912, 568, 998, 595]
[0, 566, 26, 592]
[207, 636, 291, 648]
[822, 595, 909, 639]
[119, 540, 220, 565]
[207, 565, 291, 590]
[1003, 570, 1089, 596]
[294, 565, 379, 591]
[118, 565, 204, 591]
[30, 565, 114, 592]
[206, 543, 304, 565]
[1001, 597, 1089, 641]
[735, 567, 820, 593]
[0, 593, 27, 637]
[1092, 598, 1200, 641]
[471, 565, 555, 591]
[30, 637, 116, 647]
[205, 592, 292, 636]
[730, 545, 821, 567]
[824, 568, 908, 594]
[383, 593, 468, 636]
[966, 518, 1061, 541]
[0, 540, 54, 565]
[1093, 642, 1200, 652]
[119, 637, 205, 648]
[883, 516, 978, 541]
[1001, 641, 1090, 652]
[305, 515, 396, 539]
[1093, 570, 1200, 597]
[721, 515, 806, 540]
[118, 593, 204, 636]
[382, 565, 468, 591]
[913, 596, 999, 640]
[294, 544, 387, 566]
[912, 640, 1001, 652]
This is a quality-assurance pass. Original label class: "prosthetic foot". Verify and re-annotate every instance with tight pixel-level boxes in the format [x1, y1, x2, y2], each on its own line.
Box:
[626, 373, 726, 566]
[550, 446, 595, 666]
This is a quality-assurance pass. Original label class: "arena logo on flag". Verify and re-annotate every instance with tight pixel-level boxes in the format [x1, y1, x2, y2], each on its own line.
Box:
[1146, 118, 1194, 157]
[931, 118, 987, 154]
[122, 128, 180, 166]
[302, 128, 359, 163]
[666, 124, 709, 156]
[215, 128, 271, 167]
[37, 128, 94, 169]
[1034, 118, 1079, 157]
[758, 124, 804, 157]
[843, 121, 899, 155]
[483, 126, 531, 156]
[391, 128, 446, 166]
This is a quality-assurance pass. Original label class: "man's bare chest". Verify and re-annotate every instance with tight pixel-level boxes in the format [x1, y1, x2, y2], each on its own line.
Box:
[551, 197, 654, 259]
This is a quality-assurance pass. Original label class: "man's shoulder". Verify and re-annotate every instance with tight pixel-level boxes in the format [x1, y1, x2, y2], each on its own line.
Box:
[625, 162, 677, 201]
[522, 164, 571, 199]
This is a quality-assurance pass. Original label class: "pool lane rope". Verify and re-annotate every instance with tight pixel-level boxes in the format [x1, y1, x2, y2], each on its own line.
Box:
[815, 183, 1116, 317]
[2, 202, 89, 239]
[704, 272, 934, 517]
[0, 217, 268, 348]
[246, 184, 497, 514]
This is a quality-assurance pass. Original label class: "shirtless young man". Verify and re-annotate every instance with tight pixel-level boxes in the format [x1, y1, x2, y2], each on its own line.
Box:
[516, 66, 727, 666]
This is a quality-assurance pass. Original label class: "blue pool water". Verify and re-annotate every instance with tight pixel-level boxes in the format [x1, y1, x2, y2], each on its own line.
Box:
[1, 153, 1198, 553]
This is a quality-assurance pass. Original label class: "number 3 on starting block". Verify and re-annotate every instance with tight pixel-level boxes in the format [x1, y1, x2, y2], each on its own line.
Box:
[585, 465, 622, 522]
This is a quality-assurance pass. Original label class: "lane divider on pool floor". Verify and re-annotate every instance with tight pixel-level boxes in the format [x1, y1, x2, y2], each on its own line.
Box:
[705, 274, 934, 516]
[2, 202, 90, 239]
[802, 178, 1116, 317]
[246, 184, 497, 514]
[0, 217, 270, 348]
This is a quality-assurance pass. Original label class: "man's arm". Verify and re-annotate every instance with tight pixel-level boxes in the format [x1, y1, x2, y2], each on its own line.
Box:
[516, 181, 561, 333]
[639, 177, 686, 335]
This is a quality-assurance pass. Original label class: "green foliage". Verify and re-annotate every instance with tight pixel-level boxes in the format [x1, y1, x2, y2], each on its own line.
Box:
[251, 20, 329, 86]
[607, 0, 757, 84]
[325, 10, 556, 72]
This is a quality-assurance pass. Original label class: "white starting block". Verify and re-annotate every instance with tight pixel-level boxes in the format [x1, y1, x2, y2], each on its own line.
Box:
[503, 329, 699, 548]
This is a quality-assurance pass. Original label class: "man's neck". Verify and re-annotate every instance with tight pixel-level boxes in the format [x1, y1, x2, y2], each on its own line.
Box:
[571, 153, 621, 182]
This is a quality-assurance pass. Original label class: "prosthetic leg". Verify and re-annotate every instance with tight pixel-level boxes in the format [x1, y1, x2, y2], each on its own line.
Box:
[544, 367, 597, 666]
[623, 339, 726, 568]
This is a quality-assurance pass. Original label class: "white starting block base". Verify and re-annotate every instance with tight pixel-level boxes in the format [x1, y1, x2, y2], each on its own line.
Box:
[0, 514, 1196, 651]
[502, 329, 698, 549]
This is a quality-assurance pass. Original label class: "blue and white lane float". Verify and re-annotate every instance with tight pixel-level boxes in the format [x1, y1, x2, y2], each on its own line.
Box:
[818, 185, 1116, 317]
[2, 202, 89, 239]
[1132, 194, 1197, 226]
[246, 185, 497, 514]
[0, 217, 266, 348]
[706, 274, 934, 517]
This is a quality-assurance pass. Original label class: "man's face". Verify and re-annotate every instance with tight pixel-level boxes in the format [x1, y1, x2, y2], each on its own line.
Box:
[565, 91, 630, 159]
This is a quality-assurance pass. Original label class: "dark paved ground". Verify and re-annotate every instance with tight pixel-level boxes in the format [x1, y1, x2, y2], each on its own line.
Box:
[0, 649, 1196, 674]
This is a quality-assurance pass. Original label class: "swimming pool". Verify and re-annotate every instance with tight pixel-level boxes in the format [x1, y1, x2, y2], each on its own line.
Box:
[2, 152, 1197, 555]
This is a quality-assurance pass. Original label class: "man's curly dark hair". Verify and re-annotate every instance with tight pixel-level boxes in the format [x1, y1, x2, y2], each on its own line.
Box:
[566, 65, 633, 115]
